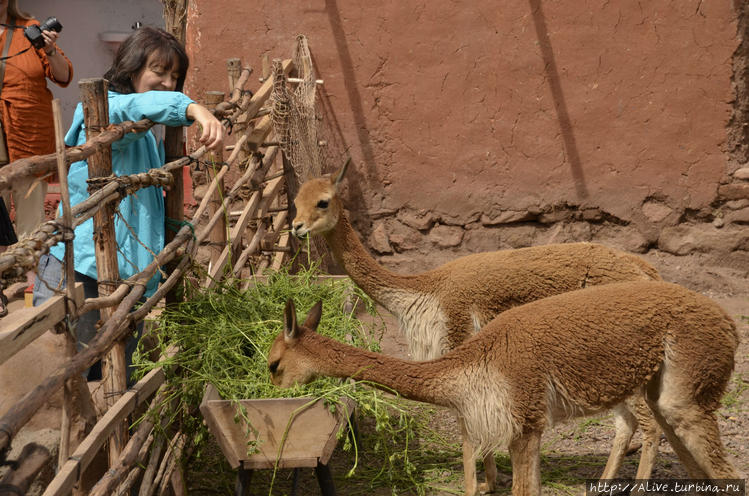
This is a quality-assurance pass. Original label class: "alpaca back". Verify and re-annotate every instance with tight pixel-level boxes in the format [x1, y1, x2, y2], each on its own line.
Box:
[446, 281, 736, 452]
[402, 242, 660, 358]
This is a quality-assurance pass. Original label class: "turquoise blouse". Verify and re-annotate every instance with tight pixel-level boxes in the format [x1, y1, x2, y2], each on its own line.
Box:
[50, 90, 194, 297]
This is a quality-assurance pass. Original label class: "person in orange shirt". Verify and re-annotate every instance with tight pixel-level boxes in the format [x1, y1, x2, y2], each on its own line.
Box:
[0, 0, 72, 305]
[0, 0, 72, 233]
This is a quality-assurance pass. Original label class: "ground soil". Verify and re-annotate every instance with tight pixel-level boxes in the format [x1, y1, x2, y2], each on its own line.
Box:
[2, 249, 747, 494]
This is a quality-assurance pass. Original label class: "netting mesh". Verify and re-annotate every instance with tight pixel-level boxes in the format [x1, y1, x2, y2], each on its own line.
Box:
[271, 35, 323, 183]
[270, 35, 349, 269]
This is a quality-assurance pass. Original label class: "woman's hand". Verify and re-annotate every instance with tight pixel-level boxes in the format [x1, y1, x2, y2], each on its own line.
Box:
[41, 30, 60, 55]
[186, 104, 225, 152]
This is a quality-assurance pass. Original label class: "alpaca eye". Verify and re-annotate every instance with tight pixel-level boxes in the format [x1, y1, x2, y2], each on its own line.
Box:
[316, 199, 329, 209]
[269, 360, 280, 374]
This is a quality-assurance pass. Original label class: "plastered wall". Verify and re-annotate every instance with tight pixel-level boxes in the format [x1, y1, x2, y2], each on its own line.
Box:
[185, 1, 748, 265]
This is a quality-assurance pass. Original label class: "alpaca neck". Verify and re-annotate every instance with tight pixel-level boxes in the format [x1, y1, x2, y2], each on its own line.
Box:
[324, 212, 423, 306]
[309, 333, 457, 407]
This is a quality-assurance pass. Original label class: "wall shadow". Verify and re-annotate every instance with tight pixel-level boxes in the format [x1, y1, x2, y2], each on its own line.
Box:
[529, 0, 589, 199]
[322, 0, 379, 205]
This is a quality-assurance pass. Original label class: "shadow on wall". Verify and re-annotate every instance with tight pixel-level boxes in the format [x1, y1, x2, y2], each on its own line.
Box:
[323, 0, 377, 201]
[529, 0, 589, 200]
[284, 0, 374, 238]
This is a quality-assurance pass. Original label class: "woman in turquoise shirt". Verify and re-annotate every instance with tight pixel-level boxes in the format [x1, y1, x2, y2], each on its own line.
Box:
[34, 27, 224, 383]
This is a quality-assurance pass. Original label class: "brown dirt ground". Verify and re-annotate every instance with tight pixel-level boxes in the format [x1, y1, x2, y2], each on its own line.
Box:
[3, 249, 747, 494]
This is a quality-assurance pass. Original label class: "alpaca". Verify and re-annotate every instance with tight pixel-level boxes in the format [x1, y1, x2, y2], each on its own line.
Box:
[269, 282, 740, 496]
[291, 160, 662, 492]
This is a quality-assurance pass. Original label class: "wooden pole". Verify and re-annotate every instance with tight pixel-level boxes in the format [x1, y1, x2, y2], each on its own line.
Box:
[78, 78, 128, 465]
[0, 119, 154, 193]
[164, 125, 184, 307]
[162, 4, 187, 307]
[87, 387, 168, 496]
[227, 58, 241, 92]
[204, 90, 227, 267]
[52, 98, 78, 471]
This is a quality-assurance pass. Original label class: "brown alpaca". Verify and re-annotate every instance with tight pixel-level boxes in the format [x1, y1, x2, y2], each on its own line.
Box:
[269, 282, 740, 496]
[291, 160, 662, 492]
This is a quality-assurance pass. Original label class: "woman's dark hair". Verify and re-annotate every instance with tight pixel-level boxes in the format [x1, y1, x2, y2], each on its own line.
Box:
[103, 26, 189, 94]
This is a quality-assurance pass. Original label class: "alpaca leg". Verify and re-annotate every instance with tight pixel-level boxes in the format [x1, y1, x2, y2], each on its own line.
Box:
[632, 394, 661, 480]
[480, 452, 498, 493]
[646, 394, 709, 479]
[509, 430, 542, 496]
[657, 404, 739, 480]
[648, 360, 739, 480]
[459, 417, 479, 496]
[600, 403, 637, 480]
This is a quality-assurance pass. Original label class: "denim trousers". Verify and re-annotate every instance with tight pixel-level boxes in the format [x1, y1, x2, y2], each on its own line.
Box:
[34, 253, 143, 385]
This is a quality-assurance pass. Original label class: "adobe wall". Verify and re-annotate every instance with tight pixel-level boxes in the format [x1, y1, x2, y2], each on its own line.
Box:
[185, 1, 749, 268]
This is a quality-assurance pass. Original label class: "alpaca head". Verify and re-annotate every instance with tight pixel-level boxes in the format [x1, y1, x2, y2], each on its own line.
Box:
[268, 299, 323, 388]
[291, 158, 350, 238]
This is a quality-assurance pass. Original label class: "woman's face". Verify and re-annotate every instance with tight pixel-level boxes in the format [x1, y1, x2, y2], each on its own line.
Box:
[132, 51, 180, 93]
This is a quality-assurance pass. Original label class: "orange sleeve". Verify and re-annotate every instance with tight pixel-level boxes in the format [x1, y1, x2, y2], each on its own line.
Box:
[37, 44, 73, 87]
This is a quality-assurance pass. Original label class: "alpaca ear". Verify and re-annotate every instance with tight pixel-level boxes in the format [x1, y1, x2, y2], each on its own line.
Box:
[332, 157, 351, 188]
[303, 300, 323, 331]
[283, 299, 298, 342]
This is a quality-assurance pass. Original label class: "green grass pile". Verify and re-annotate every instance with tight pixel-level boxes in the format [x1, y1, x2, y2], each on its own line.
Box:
[134, 263, 442, 493]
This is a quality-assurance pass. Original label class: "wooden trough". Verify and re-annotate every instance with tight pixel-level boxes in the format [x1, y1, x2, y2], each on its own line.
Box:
[200, 383, 355, 495]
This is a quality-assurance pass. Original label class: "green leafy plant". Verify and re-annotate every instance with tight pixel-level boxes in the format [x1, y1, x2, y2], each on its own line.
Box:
[134, 262, 446, 495]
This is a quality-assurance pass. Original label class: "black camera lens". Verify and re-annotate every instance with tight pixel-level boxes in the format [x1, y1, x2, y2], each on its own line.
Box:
[24, 17, 62, 49]
[39, 17, 62, 34]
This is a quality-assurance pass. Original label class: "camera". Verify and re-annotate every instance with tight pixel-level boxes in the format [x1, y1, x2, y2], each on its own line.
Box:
[24, 17, 63, 49]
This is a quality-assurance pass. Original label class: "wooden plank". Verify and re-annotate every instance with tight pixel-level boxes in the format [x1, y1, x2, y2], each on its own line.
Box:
[271, 232, 290, 271]
[246, 114, 274, 148]
[42, 363, 167, 496]
[0, 282, 84, 366]
[200, 385, 354, 471]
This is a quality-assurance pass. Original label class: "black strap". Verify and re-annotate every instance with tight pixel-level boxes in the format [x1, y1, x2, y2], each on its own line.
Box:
[0, 20, 29, 63]
[0, 18, 14, 93]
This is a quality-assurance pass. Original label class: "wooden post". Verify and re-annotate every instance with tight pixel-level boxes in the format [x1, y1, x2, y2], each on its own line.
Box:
[163, 5, 187, 307]
[261, 53, 271, 82]
[52, 98, 77, 470]
[204, 90, 227, 266]
[78, 78, 128, 465]
[227, 58, 241, 92]
[164, 125, 184, 306]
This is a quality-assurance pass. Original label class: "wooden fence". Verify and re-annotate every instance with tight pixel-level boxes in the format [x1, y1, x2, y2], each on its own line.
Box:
[0, 42, 308, 494]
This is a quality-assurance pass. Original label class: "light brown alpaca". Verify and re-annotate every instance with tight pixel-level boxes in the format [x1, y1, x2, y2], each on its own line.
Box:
[291, 160, 662, 493]
[269, 282, 741, 496]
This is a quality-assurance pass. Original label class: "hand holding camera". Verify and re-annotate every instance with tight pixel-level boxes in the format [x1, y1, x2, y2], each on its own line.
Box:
[24, 17, 62, 54]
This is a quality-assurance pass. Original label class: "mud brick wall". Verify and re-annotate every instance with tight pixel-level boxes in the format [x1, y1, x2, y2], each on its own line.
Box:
[185, 1, 749, 267]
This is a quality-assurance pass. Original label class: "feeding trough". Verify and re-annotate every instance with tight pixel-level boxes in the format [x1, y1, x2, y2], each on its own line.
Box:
[200, 383, 355, 495]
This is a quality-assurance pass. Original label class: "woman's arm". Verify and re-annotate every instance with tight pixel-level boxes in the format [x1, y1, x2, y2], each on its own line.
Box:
[107, 92, 225, 152]
[41, 29, 70, 84]
[185, 103, 224, 152]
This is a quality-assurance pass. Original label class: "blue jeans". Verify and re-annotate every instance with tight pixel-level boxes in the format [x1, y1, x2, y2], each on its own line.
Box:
[34, 254, 143, 386]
